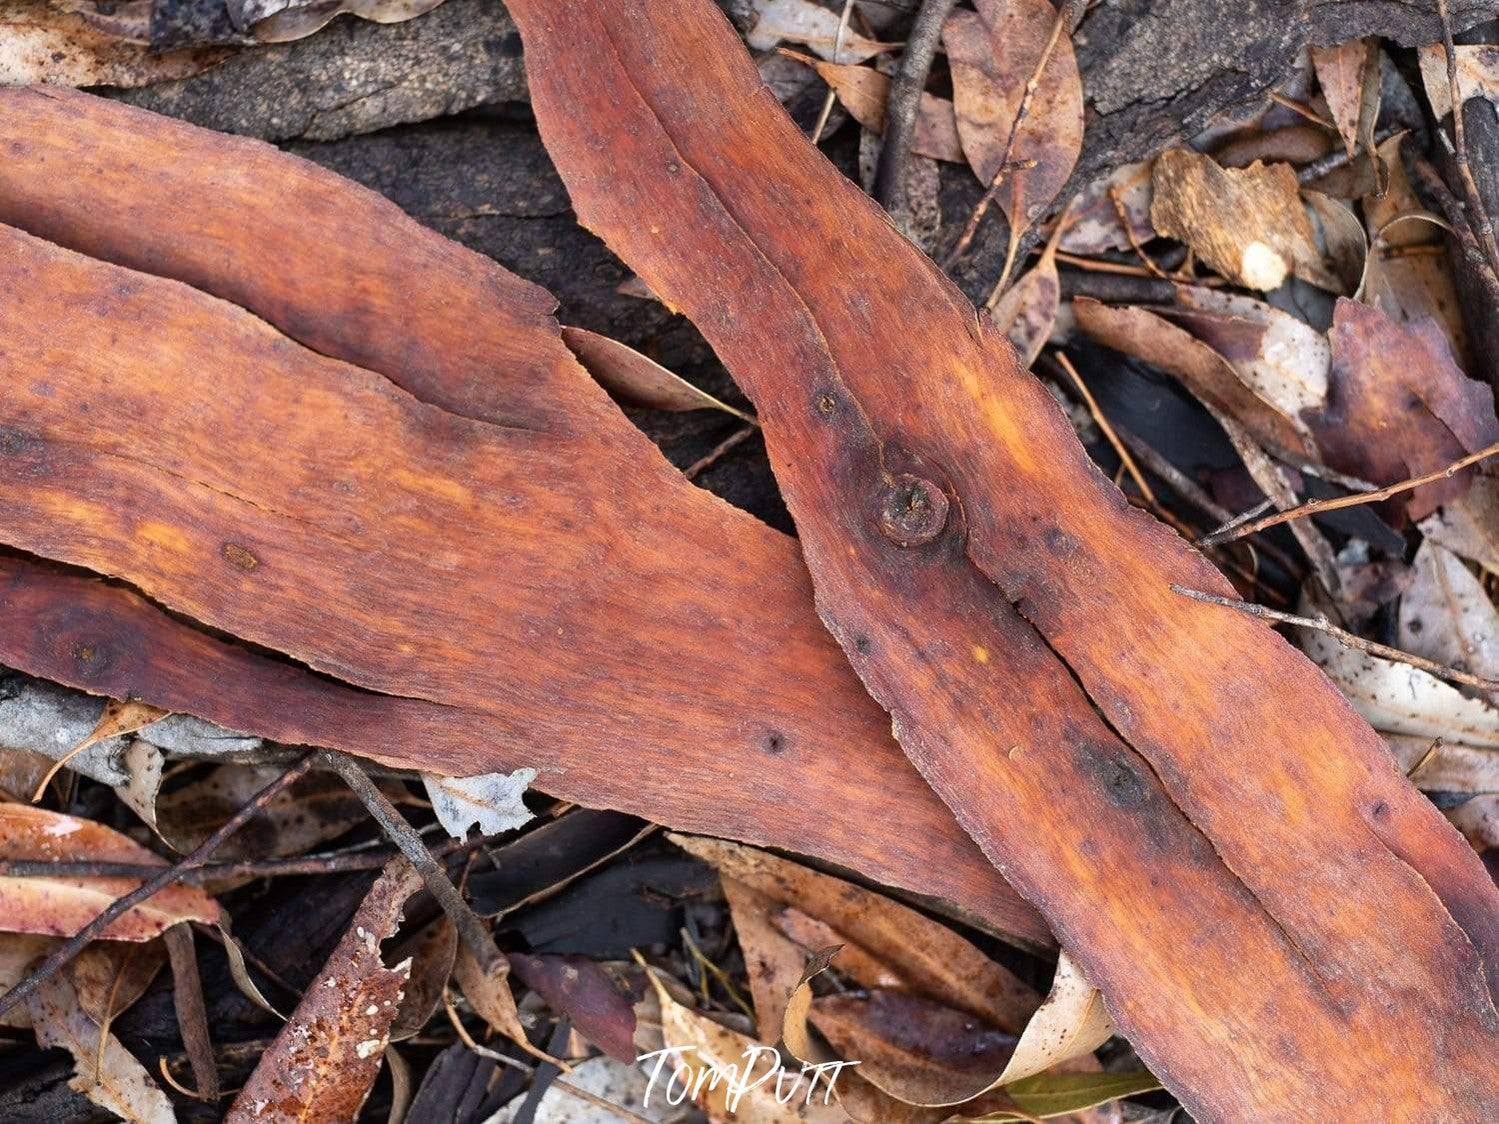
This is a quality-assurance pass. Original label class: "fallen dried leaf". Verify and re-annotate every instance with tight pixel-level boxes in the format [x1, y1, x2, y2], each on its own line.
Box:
[32, 697, 169, 802]
[1300, 626, 1499, 749]
[1150, 150, 1338, 290]
[0, 804, 219, 940]
[990, 951, 1114, 1086]
[115, 739, 165, 832]
[1304, 190, 1368, 295]
[225, 858, 422, 1122]
[1072, 298, 1311, 455]
[421, 768, 535, 839]
[155, 766, 387, 862]
[454, 942, 553, 1064]
[810, 990, 1017, 1105]
[991, 219, 1064, 368]
[508, 952, 638, 1062]
[945, 0, 1083, 243]
[793, 53, 964, 163]
[644, 963, 848, 1122]
[1420, 476, 1499, 575]
[1312, 299, 1499, 520]
[972, 1070, 1163, 1122]
[677, 836, 1041, 1030]
[1418, 43, 1499, 120]
[783, 945, 1110, 1108]
[1448, 795, 1498, 852]
[746, 0, 889, 63]
[27, 971, 176, 1123]
[1057, 160, 1155, 255]
[1362, 135, 1471, 368]
[1398, 541, 1499, 683]
[1171, 285, 1331, 423]
[388, 916, 458, 1041]
[561, 325, 756, 421]
[1311, 40, 1369, 157]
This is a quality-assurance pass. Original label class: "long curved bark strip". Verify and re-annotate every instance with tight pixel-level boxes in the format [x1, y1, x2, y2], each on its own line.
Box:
[0, 90, 1046, 947]
[504, 1, 1499, 1118]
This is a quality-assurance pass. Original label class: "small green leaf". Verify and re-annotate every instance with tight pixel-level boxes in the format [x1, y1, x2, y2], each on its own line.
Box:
[960, 1070, 1163, 1121]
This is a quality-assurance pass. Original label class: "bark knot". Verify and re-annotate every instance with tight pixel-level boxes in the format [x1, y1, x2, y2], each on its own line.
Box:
[877, 473, 948, 547]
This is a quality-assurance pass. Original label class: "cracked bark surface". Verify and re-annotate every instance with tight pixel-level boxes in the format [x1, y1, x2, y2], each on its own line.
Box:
[0, 87, 1049, 949]
[506, 0, 1499, 1118]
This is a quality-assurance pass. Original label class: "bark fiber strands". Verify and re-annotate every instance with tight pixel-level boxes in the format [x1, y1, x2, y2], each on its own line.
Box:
[503, 1, 1499, 1119]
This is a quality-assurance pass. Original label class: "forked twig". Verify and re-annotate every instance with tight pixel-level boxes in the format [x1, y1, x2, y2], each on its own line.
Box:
[1200, 440, 1499, 547]
[945, 0, 1085, 291]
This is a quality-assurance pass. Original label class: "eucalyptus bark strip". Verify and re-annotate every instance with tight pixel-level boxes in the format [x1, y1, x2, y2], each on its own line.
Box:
[503, 1, 1499, 1118]
[0, 88, 1046, 948]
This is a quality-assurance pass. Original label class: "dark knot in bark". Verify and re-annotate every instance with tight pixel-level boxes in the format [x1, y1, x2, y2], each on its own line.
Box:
[877, 473, 949, 547]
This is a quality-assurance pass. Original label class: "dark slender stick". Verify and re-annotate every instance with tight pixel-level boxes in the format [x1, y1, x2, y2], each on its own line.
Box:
[318, 749, 504, 974]
[0, 752, 315, 1021]
[1436, 0, 1499, 281]
[872, 0, 956, 210]
[1171, 586, 1499, 692]
[0, 831, 499, 882]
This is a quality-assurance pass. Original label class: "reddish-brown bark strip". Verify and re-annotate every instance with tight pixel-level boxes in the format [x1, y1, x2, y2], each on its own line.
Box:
[0, 89, 1046, 948]
[504, 1, 1499, 1118]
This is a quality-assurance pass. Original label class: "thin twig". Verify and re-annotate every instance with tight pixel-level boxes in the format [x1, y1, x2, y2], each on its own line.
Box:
[1436, 0, 1499, 280]
[945, 0, 1085, 282]
[0, 752, 315, 1021]
[872, 0, 957, 210]
[1201, 439, 1499, 547]
[1111, 424, 1303, 580]
[1054, 352, 1157, 506]
[318, 750, 504, 977]
[1206, 498, 1274, 540]
[0, 830, 501, 882]
[809, 0, 857, 144]
[684, 424, 759, 480]
[1170, 586, 1499, 691]
[1112, 423, 1230, 522]
[1209, 408, 1341, 598]
[1296, 127, 1397, 185]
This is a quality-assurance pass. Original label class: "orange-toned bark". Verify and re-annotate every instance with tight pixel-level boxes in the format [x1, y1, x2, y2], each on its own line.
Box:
[0, 89, 1046, 948]
[504, 1, 1499, 1118]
